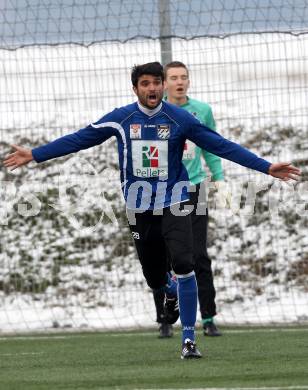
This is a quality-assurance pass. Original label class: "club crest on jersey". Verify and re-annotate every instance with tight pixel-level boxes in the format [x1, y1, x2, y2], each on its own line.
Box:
[157, 124, 170, 139]
[130, 124, 141, 139]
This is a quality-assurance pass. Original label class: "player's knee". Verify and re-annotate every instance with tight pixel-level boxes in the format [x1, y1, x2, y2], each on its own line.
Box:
[172, 256, 194, 275]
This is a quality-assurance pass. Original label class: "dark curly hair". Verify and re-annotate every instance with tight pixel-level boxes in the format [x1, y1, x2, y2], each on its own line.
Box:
[131, 62, 164, 87]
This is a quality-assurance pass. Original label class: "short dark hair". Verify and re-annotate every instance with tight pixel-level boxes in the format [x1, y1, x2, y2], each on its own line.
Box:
[164, 61, 189, 78]
[131, 62, 164, 87]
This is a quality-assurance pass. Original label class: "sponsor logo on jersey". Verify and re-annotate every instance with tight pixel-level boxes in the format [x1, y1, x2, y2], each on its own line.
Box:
[130, 124, 141, 139]
[183, 140, 196, 160]
[142, 146, 159, 167]
[132, 140, 168, 178]
[157, 124, 170, 139]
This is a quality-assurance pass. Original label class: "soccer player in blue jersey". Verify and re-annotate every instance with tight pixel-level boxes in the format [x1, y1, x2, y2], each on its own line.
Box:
[4, 62, 300, 359]
[152, 61, 224, 338]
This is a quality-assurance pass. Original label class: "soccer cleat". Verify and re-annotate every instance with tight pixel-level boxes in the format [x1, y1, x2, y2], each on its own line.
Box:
[158, 323, 173, 338]
[181, 338, 202, 359]
[164, 296, 179, 324]
[203, 321, 222, 337]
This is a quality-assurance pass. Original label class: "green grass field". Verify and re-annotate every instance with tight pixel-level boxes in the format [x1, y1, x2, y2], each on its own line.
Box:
[0, 327, 307, 390]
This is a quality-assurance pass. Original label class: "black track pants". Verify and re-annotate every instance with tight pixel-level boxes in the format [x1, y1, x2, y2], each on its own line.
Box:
[152, 182, 217, 321]
[127, 205, 194, 290]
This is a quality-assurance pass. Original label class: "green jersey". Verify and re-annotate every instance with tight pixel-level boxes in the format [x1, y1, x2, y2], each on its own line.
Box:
[180, 97, 224, 185]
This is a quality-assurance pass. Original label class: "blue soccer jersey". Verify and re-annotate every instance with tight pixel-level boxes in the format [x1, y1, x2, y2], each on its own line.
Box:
[32, 100, 271, 210]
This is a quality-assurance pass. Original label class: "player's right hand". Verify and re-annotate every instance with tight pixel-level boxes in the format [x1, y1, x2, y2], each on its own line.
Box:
[3, 145, 34, 171]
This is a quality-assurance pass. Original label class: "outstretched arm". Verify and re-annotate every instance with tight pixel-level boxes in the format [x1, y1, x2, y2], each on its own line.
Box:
[185, 119, 301, 180]
[4, 145, 33, 170]
[268, 162, 301, 181]
[3, 109, 122, 170]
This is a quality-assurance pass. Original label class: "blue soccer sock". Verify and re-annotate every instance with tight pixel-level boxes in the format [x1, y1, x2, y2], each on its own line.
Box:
[164, 272, 178, 298]
[177, 272, 197, 343]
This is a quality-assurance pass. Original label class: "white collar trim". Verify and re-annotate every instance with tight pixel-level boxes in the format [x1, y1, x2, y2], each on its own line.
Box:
[137, 101, 162, 116]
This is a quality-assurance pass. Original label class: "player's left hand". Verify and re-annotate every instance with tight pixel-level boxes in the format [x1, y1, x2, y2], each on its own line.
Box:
[269, 162, 301, 181]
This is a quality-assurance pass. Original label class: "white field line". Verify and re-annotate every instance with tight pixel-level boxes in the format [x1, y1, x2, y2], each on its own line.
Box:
[0, 335, 69, 341]
[219, 328, 308, 334]
[0, 327, 308, 341]
[0, 352, 44, 356]
[138, 387, 308, 390]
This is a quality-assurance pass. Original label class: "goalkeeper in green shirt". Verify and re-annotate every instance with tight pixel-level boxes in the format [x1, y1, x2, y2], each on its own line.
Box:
[153, 61, 223, 338]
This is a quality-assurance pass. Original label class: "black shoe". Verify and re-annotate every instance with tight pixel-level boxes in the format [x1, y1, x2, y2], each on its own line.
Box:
[158, 323, 173, 338]
[164, 296, 179, 324]
[203, 321, 222, 336]
[181, 338, 202, 359]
